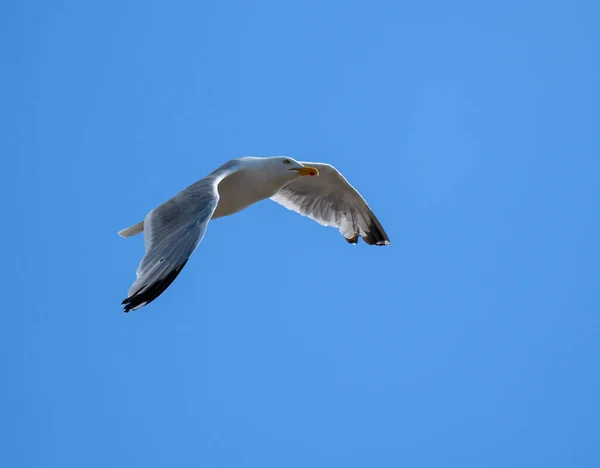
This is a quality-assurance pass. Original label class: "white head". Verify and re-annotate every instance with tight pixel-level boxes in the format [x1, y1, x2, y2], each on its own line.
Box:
[242, 156, 319, 181]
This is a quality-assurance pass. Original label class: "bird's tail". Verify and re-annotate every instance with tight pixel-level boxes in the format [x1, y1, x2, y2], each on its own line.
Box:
[118, 221, 144, 238]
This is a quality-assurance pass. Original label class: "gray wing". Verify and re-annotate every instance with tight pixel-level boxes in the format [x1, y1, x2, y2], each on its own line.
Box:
[270, 162, 390, 245]
[122, 179, 220, 312]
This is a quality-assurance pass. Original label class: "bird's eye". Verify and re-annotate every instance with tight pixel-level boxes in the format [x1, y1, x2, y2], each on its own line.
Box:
[283, 159, 291, 164]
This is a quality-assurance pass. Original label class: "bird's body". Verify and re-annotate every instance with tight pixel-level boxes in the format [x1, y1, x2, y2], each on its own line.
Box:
[210, 158, 290, 219]
[119, 156, 390, 312]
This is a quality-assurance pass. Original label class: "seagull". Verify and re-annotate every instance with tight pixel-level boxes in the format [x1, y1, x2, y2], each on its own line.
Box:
[119, 156, 390, 312]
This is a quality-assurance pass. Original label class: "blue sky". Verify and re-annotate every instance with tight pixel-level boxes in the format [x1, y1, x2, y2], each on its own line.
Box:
[1, 0, 599, 466]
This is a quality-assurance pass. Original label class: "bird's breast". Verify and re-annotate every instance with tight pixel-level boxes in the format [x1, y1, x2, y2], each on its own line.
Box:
[211, 170, 282, 219]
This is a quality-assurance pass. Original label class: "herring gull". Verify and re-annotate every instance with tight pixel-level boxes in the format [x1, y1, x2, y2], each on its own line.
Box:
[119, 156, 390, 312]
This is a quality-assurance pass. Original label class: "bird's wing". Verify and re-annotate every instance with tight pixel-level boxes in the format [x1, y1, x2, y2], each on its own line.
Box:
[270, 162, 390, 245]
[122, 178, 221, 312]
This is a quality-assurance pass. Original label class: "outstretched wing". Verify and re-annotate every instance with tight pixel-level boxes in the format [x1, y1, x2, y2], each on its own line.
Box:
[122, 179, 220, 312]
[270, 162, 390, 245]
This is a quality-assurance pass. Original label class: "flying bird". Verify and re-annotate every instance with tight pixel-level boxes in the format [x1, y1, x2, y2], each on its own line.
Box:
[119, 156, 390, 312]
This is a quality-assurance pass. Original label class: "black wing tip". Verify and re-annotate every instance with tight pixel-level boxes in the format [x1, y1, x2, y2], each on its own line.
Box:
[121, 262, 188, 313]
[363, 236, 391, 246]
[346, 232, 390, 246]
[122, 297, 142, 313]
[362, 221, 390, 246]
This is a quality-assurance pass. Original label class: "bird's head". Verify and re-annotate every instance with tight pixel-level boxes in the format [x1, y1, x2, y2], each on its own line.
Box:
[267, 156, 319, 179]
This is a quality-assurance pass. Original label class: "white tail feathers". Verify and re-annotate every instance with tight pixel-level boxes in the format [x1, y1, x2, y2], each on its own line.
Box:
[118, 221, 144, 238]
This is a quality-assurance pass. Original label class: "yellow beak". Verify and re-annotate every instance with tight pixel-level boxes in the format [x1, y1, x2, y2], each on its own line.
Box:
[291, 166, 319, 176]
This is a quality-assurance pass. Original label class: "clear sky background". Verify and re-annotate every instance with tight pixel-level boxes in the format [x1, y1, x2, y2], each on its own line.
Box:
[1, 1, 598, 467]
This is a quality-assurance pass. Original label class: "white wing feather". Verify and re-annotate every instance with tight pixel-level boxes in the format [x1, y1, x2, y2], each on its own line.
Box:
[271, 162, 390, 245]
